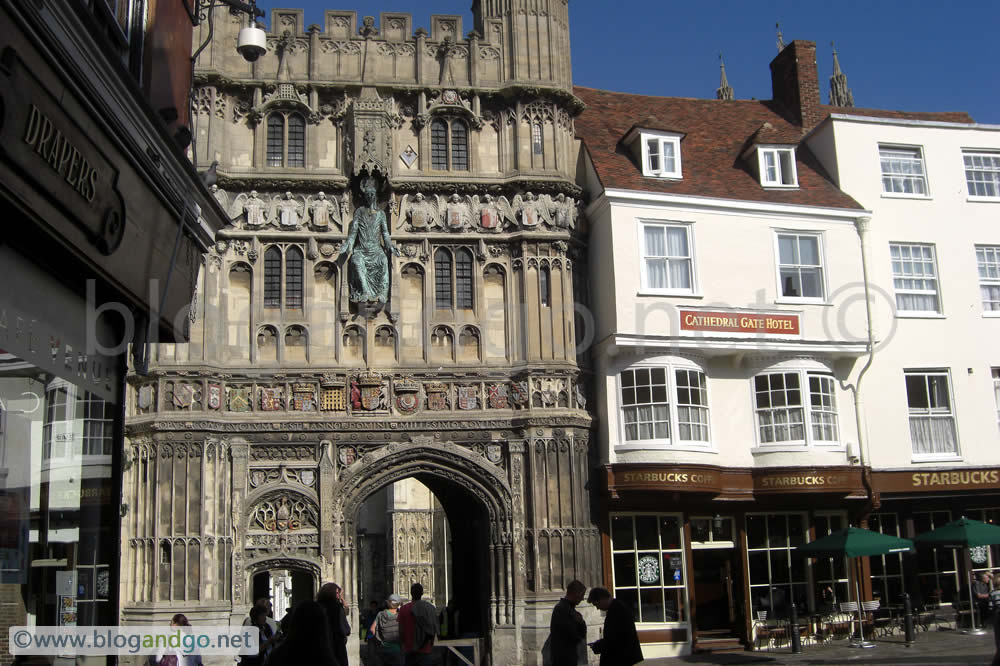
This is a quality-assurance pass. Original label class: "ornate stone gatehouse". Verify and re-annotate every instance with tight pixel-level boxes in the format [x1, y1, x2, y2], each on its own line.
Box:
[120, 2, 599, 663]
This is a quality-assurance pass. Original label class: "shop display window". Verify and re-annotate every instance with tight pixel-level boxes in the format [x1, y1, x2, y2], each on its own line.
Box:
[0, 351, 118, 643]
[869, 513, 906, 605]
[914, 510, 958, 605]
[746, 513, 808, 614]
[610, 514, 687, 623]
[812, 514, 850, 611]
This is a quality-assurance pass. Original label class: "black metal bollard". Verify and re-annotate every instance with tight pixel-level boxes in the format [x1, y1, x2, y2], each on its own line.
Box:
[902, 592, 915, 647]
[790, 603, 803, 653]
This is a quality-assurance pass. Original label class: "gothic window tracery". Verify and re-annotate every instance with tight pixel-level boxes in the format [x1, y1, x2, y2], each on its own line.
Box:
[430, 119, 469, 171]
[266, 112, 305, 167]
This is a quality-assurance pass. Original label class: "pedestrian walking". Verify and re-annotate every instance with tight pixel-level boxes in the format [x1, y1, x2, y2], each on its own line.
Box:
[265, 600, 339, 666]
[549, 580, 587, 666]
[372, 594, 404, 666]
[398, 583, 438, 666]
[586, 587, 642, 666]
[317, 582, 352, 666]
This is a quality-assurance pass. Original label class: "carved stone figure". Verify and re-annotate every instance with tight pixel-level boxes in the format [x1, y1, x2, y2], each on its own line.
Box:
[551, 193, 577, 230]
[438, 36, 458, 85]
[514, 191, 552, 228]
[399, 192, 441, 230]
[244, 190, 267, 228]
[276, 191, 302, 228]
[444, 193, 472, 230]
[337, 176, 400, 304]
[309, 191, 341, 230]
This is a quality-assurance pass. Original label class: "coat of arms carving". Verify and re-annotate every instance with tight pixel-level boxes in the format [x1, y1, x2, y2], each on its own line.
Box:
[511, 380, 530, 408]
[260, 387, 283, 411]
[487, 383, 509, 409]
[394, 377, 421, 415]
[137, 385, 153, 410]
[207, 383, 222, 410]
[486, 443, 503, 464]
[172, 383, 194, 409]
[290, 384, 316, 411]
[457, 385, 479, 410]
[228, 387, 251, 412]
[425, 382, 449, 411]
[338, 446, 357, 467]
[354, 370, 387, 412]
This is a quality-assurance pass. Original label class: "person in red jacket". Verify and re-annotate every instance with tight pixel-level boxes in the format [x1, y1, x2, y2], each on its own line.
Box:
[397, 583, 439, 666]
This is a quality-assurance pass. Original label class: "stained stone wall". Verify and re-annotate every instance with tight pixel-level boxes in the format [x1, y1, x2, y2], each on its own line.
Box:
[122, 2, 599, 664]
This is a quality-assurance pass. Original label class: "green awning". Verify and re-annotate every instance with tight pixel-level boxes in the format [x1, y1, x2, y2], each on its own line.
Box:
[796, 527, 914, 559]
[914, 517, 1000, 548]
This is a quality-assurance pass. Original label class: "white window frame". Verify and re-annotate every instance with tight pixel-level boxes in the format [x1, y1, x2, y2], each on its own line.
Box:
[904, 370, 960, 460]
[963, 150, 1000, 200]
[637, 221, 697, 295]
[976, 245, 1000, 315]
[609, 512, 688, 626]
[616, 360, 712, 450]
[757, 146, 798, 188]
[879, 144, 929, 197]
[773, 231, 827, 303]
[751, 366, 841, 449]
[640, 131, 683, 179]
[890, 242, 942, 316]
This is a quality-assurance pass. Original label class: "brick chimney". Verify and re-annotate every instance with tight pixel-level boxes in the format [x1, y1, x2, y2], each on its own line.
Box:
[769, 40, 822, 129]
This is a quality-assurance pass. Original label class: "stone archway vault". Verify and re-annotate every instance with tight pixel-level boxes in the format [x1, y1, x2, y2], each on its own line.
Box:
[329, 440, 518, 659]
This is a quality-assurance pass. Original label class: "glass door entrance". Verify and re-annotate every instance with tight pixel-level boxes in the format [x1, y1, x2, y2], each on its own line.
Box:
[691, 517, 742, 637]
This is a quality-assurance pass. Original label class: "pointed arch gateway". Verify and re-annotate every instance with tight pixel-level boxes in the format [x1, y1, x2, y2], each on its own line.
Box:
[331, 440, 518, 658]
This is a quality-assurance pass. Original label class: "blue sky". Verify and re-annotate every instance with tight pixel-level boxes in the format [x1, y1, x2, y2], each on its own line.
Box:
[260, 1, 1000, 124]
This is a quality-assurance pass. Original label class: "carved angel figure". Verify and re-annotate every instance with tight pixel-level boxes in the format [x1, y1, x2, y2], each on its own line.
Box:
[275, 191, 303, 228]
[240, 190, 268, 228]
[513, 191, 552, 229]
[308, 191, 342, 230]
[549, 193, 577, 230]
[398, 192, 442, 231]
[444, 193, 473, 230]
[474, 193, 516, 232]
[336, 177, 400, 304]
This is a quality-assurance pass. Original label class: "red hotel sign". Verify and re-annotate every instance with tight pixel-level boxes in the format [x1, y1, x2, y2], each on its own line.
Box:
[680, 310, 800, 336]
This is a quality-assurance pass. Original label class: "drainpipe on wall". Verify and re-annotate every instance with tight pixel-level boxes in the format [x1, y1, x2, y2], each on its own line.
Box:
[845, 215, 878, 520]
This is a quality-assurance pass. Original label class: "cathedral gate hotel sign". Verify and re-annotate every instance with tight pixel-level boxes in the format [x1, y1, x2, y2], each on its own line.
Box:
[679, 309, 800, 336]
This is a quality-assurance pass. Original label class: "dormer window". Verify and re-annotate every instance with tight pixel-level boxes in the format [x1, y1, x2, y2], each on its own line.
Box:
[757, 146, 798, 187]
[639, 132, 682, 179]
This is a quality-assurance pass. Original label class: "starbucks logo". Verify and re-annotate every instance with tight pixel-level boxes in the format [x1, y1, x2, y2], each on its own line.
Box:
[638, 555, 660, 584]
[971, 545, 990, 564]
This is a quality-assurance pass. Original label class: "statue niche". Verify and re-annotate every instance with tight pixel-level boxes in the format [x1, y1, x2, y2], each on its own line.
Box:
[336, 175, 400, 310]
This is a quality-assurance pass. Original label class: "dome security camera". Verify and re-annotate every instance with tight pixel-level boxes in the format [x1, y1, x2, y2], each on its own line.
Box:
[237, 26, 267, 62]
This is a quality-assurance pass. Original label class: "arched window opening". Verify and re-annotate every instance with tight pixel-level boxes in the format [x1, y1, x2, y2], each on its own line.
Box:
[285, 246, 304, 308]
[532, 122, 543, 155]
[539, 265, 551, 307]
[435, 248, 453, 309]
[456, 248, 474, 309]
[430, 119, 469, 171]
[266, 113, 306, 168]
[264, 246, 282, 308]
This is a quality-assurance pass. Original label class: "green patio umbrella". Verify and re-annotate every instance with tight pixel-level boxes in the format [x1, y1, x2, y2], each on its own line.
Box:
[797, 528, 914, 647]
[914, 517, 1000, 635]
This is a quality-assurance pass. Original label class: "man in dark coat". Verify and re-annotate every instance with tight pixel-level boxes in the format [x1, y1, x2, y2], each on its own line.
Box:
[317, 582, 351, 666]
[587, 587, 643, 666]
[550, 580, 587, 665]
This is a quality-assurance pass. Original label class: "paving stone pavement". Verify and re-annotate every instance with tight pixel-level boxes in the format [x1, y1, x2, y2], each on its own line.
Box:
[641, 629, 998, 666]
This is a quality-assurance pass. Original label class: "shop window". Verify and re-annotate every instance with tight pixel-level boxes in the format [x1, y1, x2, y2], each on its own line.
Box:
[812, 514, 850, 611]
[869, 513, 907, 605]
[752, 369, 839, 446]
[905, 370, 958, 458]
[263, 245, 305, 310]
[266, 112, 306, 168]
[618, 364, 710, 448]
[430, 119, 469, 171]
[610, 514, 687, 623]
[966, 509, 1000, 575]
[689, 516, 734, 545]
[914, 511, 958, 605]
[746, 513, 808, 615]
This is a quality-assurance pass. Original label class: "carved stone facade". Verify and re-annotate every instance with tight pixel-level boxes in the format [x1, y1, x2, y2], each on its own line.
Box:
[121, 2, 597, 664]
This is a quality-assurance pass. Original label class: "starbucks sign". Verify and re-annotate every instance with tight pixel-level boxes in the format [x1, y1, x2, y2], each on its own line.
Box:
[638, 555, 660, 584]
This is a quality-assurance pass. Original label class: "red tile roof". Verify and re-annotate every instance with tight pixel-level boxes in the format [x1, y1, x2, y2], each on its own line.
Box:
[575, 86, 867, 209]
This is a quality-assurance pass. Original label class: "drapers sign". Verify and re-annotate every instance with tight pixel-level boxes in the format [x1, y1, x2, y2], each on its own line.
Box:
[0, 46, 126, 255]
[679, 310, 800, 336]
